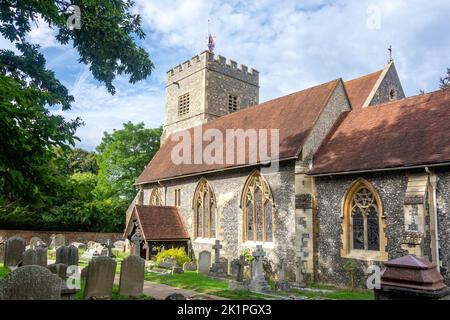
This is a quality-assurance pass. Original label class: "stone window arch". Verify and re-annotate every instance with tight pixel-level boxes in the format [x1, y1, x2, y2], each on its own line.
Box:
[241, 170, 274, 243]
[341, 178, 387, 260]
[149, 188, 162, 206]
[193, 178, 217, 239]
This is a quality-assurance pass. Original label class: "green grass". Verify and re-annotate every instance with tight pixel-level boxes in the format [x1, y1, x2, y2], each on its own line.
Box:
[291, 285, 374, 300]
[0, 264, 11, 279]
[145, 271, 270, 300]
[75, 281, 155, 300]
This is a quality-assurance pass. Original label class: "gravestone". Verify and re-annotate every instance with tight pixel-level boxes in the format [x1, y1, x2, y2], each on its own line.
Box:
[171, 266, 184, 274]
[198, 251, 211, 274]
[0, 265, 62, 300]
[70, 242, 86, 250]
[83, 256, 117, 300]
[119, 255, 145, 297]
[47, 263, 68, 281]
[131, 229, 144, 256]
[23, 247, 47, 266]
[4, 236, 26, 268]
[105, 239, 114, 257]
[54, 234, 66, 248]
[29, 237, 43, 250]
[81, 243, 103, 260]
[114, 240, 126, 252]
[228, 255, 249, 291]
[183, 262, 197, 271]
[209, 240, 227, 277]
[249, 245, 271, 293]
[159, 257, 177, 269]
[275, 262, 290, 292]
[294, 257, 305, 287]
[56, 245, 79, 266]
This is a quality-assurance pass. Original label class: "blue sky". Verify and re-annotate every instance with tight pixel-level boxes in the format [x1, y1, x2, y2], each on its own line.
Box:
[2, 0, 449, 151]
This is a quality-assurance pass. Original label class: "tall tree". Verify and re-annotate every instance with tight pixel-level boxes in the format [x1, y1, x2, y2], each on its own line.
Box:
[0, 0, 153, 203]
[440, 68, 450, 90]
[95, 122, 161, 201]
[56, 148, 99, 175]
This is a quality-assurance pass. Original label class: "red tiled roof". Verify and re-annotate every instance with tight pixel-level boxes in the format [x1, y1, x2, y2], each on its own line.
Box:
[344, 69, 383, 109]
[132, 205, 189, 240]
[310, 89, 450, 175]
[136, 79, 341, 184]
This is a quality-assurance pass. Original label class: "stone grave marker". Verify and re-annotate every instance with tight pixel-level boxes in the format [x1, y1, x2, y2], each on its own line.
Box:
[0, 265, 62, 300]
[114, 240, 126, 252]
[131, 229, 144, 256]
[54, 234, 66, 248]
[183, 261, 197, 271]
[119, 255, 145, 297]
[198, 251, 211, 274]
[47, 263, 68, 281]
[0, 241, 5, 264]
[275, 262, 290, 292]
[56, 245, 79, 266]
[209, 240, 227, 277]
[23, 247, 47, 266]
[29, 237, 43, 250]
[249, 245, 271, 293]
[228, 255, 249, 291]
[4, 236, 26, 268]
[83, 256, 117, 300]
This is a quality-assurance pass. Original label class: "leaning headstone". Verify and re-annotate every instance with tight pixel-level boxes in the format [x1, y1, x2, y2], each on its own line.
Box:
[209, 240, 227, 277]
[56, 245, 78, 266]
[183, 262, 197, 271]
[0, 265, 62, 300]
[83, 256, 117, 300]
[22, 247, 47, 266]
[228, 255, 249, 291]
[119, 255, 145, 297]
[249, 245, 271, 293]
[198, 251, 211, 274]
[4, 236, 26, 268]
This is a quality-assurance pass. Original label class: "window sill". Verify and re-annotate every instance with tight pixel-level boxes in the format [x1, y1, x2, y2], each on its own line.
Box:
[342, 250, 387, 262]
[243, 241, 274, 250]
[193, 237, 217, 245]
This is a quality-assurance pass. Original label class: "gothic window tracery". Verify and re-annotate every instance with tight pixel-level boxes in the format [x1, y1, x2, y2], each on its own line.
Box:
[241, 170, 274, 242]
[193, 178, 216, 239]
[149, 188, 162, 206]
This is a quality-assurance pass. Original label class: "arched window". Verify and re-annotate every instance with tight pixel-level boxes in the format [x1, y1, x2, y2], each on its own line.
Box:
[193, 178, 216, 239]
[341, 179, 387, 260]
[149, 188, 162, 206]
[241, 170, 274, 243]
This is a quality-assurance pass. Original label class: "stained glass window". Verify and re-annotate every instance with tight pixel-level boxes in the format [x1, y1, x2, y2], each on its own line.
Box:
[352, 208, 364, 250]
[367, 207, 379, 251]
[242, 171, 274, 242]
[194, 179, 216, 238]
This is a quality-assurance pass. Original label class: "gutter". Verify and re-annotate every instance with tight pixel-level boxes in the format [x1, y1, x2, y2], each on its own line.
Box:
[310, 161, 450, 177]
[426, 167, 440, 272]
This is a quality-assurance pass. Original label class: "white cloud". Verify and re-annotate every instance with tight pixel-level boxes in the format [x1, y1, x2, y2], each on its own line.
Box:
[27, 19, 60, 48]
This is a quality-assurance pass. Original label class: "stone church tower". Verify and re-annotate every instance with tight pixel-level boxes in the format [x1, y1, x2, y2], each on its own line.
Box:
[162, 51, 259, 141]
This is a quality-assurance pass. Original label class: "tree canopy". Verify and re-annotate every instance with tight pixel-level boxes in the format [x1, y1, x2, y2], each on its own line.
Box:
[0, 0, 153, 204]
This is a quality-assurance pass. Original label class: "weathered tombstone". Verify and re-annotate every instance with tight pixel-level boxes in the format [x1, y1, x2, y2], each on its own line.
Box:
[56, 245, 78, 266]
[220, 257, 229, 273]
[249, 245, 271, 293]
[131, 229, 144, 256]
[183, 261, 197, 271]
[114, 240, 126, 252]
[105, 239, 114, 257]
[198, 251, 211, 274]
[22, 247, 47, 266]
[119, 255, 145, 297]
[47, 263, 68, 281]
[171, 266, 184, 274]
[29, 237, 43, 250]
[230, 259, 240, 279]
[209, 240, 227, 277]
[83, 256, 117, 300]
[55, 234, 66, 248]
[159, 257, 177, 269]
[294, 257, 306, 287]
[228, 255, 249, 291]
[4, 236, 26, 268]
[275, 262, 290, 292]
[0, 265, 62, 300]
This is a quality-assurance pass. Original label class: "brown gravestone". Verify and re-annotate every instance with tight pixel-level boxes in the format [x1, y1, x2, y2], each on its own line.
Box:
[0, 265, 62, 300]
[375, 255, 450, 300]
[23, 247, 47, 266]
[118, 255, 145, 297]
[83, 256, 117, 300]
[4, 236, 26, 268]
[0, 241, 5, 264]
[56, 245, 78, 266]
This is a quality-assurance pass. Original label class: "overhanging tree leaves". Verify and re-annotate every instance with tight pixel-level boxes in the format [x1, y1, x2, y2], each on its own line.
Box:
[0, 0, 153, 203]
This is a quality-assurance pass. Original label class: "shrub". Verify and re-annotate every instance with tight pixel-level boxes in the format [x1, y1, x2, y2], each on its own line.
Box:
[155, 248, 191, 267]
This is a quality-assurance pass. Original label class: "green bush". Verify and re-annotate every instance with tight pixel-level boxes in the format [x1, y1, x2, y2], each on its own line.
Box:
[155, 248, 191, 267]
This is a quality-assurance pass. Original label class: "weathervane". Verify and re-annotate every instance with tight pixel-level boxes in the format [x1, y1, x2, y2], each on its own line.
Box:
[388, 45, 393, 63]
[207, 19, 216, 53]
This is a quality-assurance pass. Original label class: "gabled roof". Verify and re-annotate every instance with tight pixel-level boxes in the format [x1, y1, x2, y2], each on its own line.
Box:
[344, 69, 384, 109]
[136, 79, 341, 184]
[310, 89, 450, 175]
[125, 205, 189, 241]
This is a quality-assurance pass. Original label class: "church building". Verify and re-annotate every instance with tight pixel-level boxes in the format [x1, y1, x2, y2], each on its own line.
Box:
[124, 50, 450, 287]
